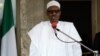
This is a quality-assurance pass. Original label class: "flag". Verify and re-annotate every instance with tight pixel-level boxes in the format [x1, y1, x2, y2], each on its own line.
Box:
[0, 0, 17, 56]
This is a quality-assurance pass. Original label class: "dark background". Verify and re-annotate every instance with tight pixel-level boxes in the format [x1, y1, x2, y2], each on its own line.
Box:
[58, 1, 93, 55]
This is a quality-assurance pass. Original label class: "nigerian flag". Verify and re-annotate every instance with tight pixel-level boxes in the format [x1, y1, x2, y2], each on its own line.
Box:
[0, 0, 17, 56]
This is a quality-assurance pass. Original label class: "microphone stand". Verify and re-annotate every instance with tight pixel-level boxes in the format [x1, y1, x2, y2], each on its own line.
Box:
[55, 28, 99, 56]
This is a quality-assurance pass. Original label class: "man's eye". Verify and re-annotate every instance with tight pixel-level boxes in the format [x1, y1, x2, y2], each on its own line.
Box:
[47, 10, 60, 13]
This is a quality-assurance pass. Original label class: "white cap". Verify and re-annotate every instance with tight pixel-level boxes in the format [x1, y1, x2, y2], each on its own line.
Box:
[47, 1, 60, 9]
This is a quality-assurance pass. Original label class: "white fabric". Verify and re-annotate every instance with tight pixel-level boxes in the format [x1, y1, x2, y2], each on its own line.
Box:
[1, 26, 17, 56]
[47, 1, 60, 9]
[28, 21, 82, 56]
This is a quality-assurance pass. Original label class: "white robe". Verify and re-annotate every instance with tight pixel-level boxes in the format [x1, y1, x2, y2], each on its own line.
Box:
[28, 21, 82, 56]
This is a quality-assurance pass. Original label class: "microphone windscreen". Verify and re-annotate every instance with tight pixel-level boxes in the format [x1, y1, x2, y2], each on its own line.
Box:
[51, 21, 57, 29]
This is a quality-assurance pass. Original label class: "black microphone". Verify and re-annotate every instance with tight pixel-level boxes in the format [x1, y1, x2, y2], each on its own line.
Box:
[51, 21, 99, 56]
[55, 28, 99, 56]
[51, 21, 58, 36]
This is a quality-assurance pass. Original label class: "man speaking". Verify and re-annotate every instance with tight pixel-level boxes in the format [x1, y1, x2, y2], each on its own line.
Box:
[28, 1, 82, 56]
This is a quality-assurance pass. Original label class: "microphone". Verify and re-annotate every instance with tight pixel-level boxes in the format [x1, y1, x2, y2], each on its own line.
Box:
[51, 21, 58, 36]
[51, 21, 99, 56]
[55, 28, 99, 56]
[51, 21, 57, 29]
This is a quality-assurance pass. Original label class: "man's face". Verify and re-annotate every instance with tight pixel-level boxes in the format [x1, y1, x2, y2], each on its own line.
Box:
[47, 6, 61, 22]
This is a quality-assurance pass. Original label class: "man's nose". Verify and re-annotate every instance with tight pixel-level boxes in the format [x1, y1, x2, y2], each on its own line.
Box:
[52, 12, 56, 15]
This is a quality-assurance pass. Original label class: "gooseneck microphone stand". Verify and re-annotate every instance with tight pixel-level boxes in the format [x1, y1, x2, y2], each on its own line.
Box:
[55, 28, 99, 56]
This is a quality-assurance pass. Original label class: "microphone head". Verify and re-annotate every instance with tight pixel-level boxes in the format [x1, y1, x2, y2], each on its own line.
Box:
[51, 21, 57, 29]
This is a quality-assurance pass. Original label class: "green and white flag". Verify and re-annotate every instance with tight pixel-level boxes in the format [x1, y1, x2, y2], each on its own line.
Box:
[0, 0, 17, 56]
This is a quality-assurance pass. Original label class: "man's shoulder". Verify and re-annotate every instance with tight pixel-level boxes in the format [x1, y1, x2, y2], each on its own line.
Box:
[28, 21, 47, 32]
[32, 21, 49, 28]
[59, 21, 73, 24]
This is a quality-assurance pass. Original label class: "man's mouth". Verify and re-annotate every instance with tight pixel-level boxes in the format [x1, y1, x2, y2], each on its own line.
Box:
[52, 16, 57, 19]
[52, 16, 55, 19]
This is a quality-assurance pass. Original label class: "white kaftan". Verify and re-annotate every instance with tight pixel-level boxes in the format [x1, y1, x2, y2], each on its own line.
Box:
[28, 21, 82, 56]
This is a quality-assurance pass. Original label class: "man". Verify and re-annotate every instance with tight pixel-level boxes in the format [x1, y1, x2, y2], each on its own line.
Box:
[28, 1, 82, 56]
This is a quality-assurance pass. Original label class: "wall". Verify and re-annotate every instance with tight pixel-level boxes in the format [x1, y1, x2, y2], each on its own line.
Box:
[92, 0, 100, 40]
[16, 0, 49, 56]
